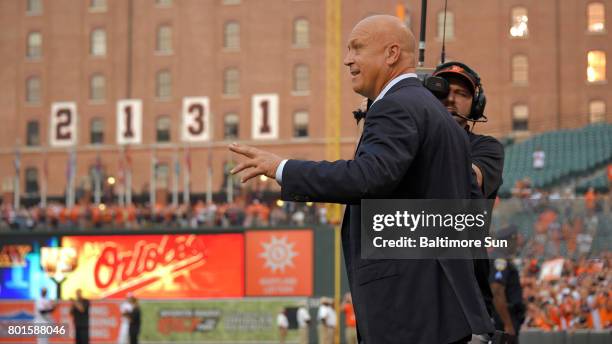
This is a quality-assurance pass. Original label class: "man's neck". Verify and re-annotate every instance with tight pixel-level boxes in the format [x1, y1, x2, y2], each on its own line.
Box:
[371, 68, 414, 98]
[372, 72, 417, 104]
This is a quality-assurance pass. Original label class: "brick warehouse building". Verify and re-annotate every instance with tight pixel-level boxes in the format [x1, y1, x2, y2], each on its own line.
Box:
[0, 0, 610, 205]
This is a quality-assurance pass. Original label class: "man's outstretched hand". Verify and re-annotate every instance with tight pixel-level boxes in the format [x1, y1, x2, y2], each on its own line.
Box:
[229, 143, 283, 183]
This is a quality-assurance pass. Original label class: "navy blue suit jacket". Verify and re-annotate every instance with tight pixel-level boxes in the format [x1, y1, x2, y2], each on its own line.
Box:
[281, 78, 494, 343]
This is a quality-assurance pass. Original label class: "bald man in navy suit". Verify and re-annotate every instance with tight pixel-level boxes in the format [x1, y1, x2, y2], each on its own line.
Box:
[229, 15, 493, 344]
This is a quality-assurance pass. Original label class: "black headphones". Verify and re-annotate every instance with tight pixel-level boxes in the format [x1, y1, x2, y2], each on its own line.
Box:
[433, 61, 487, 120]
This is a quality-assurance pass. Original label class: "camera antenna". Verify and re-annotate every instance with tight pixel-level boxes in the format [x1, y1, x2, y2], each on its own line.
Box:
[440, 0, 448, 63]
[418, 0, 427, 67]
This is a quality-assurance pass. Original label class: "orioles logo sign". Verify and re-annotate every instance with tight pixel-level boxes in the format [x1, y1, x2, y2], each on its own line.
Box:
[61, 234, 244, 299]
[93, 235, 205, 291]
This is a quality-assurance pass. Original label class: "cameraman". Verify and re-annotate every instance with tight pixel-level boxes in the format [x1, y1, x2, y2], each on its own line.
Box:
[432, 62, 516, 343]
[431, 62, 504, 200]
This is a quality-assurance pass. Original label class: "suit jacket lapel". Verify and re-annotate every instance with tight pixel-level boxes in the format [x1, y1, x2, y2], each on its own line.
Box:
[353, 78, 420, 157]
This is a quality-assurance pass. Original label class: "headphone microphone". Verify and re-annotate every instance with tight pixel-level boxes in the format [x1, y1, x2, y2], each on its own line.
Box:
[450, 111, 489, 124]
[430, 61, 488, 122]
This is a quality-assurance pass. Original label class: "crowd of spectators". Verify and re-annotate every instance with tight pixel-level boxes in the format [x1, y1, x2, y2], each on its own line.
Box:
[1, 188, 611, 333]
[499, 188, 611, 330]
[0, 197, 329, 231]
[522, 254, 611, 330]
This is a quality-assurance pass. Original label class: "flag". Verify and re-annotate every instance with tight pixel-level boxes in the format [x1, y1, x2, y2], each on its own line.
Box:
[124, 145, 133, 205]
[13, 148, 21, 175]
[206, 147, 213, 204]
[13, 147, 21, 210]
[125, 145, 132, 169]
[183, 147, 191, 205]
[396, 3, 405, 21]
[150, 150, 157, 209]
[95, 152, 102, 176]
[185, 147, 192, 174]
[41, 153, 48, 208]
[65, 149, 77, 208]
[94, 152, 102, 205]
[65, 150, 76, 181]
[43, 155, 49, 180]
[172, 151, 180, 207]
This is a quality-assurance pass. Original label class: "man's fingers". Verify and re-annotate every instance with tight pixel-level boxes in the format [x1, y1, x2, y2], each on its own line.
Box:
[240, 168, 264, 183]
[230, 161, 257, 174]
[229, 143, 256, 158]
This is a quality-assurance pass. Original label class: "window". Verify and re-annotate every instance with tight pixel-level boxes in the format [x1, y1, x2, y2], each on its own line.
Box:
[26, 76, 41, 104]
[91, 29, 107, 56]
[222, 0, 241, 4]
[512, 55, 529, 84]
[156, 25, 172, 53]
[293, 111, 309, 138]
[437, 11, 454, 40]
[510, 7, 529, 37]
[224, 113, 239, 139]
[90, 118, 104, 144]
[223, 68, 239, 96]
[156, 70, 172, 99]
[26, 121, 40, 146]
[587, 51, 606, 82]
[90, 74, 106, 101]
[156, 116, 171, 142]
[589, 100, 606, 123]
[25, 168, 39, 195]
[293, 18, 310, 47]
[294, 64, 309, 92]
[587, 3, 605, 32]
[512, 104, 529, 131]
[224, 22, 240, 50]
[90, 0, 107, 11]
[156, 0, 172, 6]
[27, 0, 42, 14]
[27, 32, 42, 58]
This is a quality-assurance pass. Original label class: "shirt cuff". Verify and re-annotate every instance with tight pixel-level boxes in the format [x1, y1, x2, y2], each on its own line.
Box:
[276, 159, 288, 184]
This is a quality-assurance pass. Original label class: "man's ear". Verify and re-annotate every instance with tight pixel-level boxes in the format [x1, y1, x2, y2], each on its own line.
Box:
[386, 44, 401, 65]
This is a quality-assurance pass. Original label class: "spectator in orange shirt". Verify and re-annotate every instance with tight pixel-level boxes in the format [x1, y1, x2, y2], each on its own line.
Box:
[526, 303, 554, 331]
[587, 292, 611, 329]
[127, 204, 137, 228]
[69, 205, 81, 226]
[584, 187, 596, 213]
[58, 206, 69, 226]
[341, 293, 357, 344]
[114, 206, 126, 226]
[91, 205, 102, 228]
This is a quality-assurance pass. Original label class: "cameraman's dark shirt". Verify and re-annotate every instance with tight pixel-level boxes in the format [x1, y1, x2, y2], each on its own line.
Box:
[468, 131, 504, 320]
[468, 131, 505, 199]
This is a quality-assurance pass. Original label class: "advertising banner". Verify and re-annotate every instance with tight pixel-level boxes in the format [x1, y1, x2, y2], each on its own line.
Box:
[60, 234, 244, 299]
[0, 300, 121, 343]
[0, 237, 59, 300]
[245, 230, 313, 296]
[140, 299, 302, 342]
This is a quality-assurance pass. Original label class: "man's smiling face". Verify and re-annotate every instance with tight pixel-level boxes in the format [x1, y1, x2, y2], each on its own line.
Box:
[343, 25, 386, 100]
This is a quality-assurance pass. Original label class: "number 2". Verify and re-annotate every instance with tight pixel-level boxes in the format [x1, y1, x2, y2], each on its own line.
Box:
[56, 109, 72, 140]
